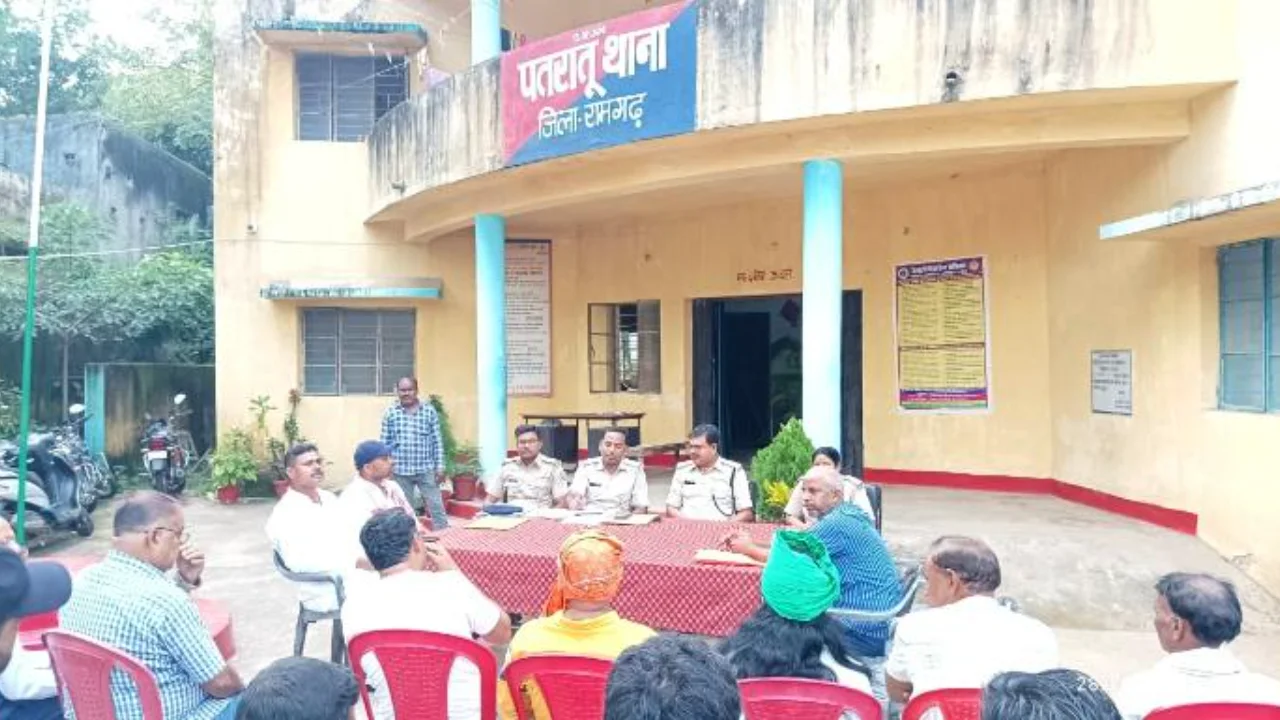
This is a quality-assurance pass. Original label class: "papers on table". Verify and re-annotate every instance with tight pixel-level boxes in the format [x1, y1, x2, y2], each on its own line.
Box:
[694, 549, 764, 567]
[466, 516, 529, 531]
[603, 513, 660, 526]
[527, 508, 575, 520]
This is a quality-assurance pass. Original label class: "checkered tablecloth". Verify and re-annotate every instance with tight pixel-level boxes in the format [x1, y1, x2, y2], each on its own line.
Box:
[438, 518, 777, 637]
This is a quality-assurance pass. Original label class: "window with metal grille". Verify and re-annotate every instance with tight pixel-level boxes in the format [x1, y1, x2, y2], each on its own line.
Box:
[296, 53, 408, 142]
[301, 309, 415, 395]
[1218, 239, 1279, 412]
[588, 301, 661, 393]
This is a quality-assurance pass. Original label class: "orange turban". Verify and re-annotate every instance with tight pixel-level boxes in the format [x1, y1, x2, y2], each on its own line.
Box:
[541, 530, 625, 616]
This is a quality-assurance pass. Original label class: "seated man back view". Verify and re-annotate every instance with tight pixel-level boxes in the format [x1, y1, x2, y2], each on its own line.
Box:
[60, 492, 244, 720]
[236, 657, 358, 720]
[1116, 572, 1280, 719]
[886, 535, 1057, 704]
[604, 635, 740, 720]
[499, 530, 655, 719]
[341, 510, 512, 720]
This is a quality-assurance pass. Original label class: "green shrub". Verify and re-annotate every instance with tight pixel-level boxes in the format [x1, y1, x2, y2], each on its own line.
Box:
[749, 418, 816, 522]
[210, 428, 257, 491]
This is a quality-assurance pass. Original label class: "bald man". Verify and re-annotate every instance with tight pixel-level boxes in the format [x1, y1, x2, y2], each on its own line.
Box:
[725, 468, 901, 666]
[60, 492, 244, 719]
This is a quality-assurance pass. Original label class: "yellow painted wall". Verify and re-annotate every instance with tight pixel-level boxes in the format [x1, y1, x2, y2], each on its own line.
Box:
[411, 163, 1055, 481]
[215, 0, 1280, 593]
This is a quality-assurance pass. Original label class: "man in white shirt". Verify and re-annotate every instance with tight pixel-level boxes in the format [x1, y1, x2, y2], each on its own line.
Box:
[886, 536, 1057, 704]
[265, 443, 357, 613]
[663, 424, 753, 522]
[1116, 572, 1280, 719]
[342, 510, 512, 720]
[567, 428, 649, 515]
[337, 440, 416, 561]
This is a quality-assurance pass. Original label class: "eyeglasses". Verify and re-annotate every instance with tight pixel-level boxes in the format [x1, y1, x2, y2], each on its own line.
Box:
[149, 526, 189, 543]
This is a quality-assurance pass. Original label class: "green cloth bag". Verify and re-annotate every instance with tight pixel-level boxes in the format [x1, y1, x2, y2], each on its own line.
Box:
[760, 530, 841, 622]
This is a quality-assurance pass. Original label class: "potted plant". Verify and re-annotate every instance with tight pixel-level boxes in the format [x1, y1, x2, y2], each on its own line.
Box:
[450, 443, 483, 502]
[210, 429, 257, 505]
[749, 418, 816, 522]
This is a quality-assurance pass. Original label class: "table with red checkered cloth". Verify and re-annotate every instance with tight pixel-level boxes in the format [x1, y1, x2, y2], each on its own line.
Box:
[437, 518, 777, 637]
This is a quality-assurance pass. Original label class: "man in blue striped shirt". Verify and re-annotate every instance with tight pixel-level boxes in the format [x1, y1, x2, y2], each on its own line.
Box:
[725, 467, 901, 655]
[380, 377, 448, 529]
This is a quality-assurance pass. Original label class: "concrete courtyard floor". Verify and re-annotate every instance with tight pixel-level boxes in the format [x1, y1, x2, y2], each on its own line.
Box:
[39, 474, 1280, 695]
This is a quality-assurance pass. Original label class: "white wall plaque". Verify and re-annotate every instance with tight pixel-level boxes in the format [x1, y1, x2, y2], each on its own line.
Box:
[506, 240, 552, 396]
[1091, 350, 1133, 416]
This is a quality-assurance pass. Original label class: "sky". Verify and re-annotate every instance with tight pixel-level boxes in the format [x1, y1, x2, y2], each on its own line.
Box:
[10, 0, 173, 50]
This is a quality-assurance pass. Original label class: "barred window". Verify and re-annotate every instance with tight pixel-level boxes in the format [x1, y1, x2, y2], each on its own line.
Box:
[301, 309, 415, 395]
[296, 53, 408, 141]
[1218, 239, 1279, 412]
[588, 301, 661, 393]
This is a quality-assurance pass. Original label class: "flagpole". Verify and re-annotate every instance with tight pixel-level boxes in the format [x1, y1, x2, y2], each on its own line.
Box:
[14, 0, 56, 544]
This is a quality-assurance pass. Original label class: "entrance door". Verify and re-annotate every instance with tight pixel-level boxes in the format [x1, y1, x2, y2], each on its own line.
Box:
[719, 311, 772, 457]
[692, 292, 863, 468]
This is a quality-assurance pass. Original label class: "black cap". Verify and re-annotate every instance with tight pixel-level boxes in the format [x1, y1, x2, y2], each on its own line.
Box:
[0, 549, 72, 624]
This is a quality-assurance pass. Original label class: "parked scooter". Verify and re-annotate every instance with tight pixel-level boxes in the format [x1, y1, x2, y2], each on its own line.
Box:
[0, 435, 94, 540]
[141, 394, 189, 495]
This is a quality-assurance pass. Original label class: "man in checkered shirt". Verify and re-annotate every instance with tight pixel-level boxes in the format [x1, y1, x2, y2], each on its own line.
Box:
[60, 493, 243, 719]
[380, 377, 449, 529]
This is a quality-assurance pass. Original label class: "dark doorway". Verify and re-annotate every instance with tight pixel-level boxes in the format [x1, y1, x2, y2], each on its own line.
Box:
[692, 292, 864, 474]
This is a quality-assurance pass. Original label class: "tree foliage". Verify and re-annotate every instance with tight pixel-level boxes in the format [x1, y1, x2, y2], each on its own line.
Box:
[0, 202, 214, 364]
[102, 0, 213, 175]
[0, 0, 112, 117]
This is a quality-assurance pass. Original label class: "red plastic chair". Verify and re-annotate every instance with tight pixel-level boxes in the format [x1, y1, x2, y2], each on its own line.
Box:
[44, 630, 165, 720]
[902, 688, 982, 720]
[504, 654, 614, 720]
[348, 629, 498, 720]
[739, 677, 883, 720]
[1145, 704, 1280, 719]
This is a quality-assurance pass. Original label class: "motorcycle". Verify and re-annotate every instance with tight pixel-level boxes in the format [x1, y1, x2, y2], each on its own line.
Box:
[0, 434, 94, 539]
[141, 393, 190, 495]
[53, 404, 118, 512]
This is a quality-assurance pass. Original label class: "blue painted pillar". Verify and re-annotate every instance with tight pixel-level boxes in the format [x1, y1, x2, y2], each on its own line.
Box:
[802, 160, 844, 449]
[475, 214, 507, 485]
[471, 0, 501, 64]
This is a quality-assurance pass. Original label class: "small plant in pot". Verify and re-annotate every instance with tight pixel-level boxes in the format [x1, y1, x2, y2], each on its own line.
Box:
[210, 429, 257, 505]
[450, 443, 483, 502]
[749, 418, 816, 522]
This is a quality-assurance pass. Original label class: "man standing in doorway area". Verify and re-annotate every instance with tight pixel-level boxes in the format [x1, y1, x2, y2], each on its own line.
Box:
[380, 377, 449, 530]
[487, 425, 569, 511]
[664, 424, 754, 522]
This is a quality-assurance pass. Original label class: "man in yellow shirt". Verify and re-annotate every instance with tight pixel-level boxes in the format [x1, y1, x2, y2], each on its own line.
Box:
[499, 530, 655, 719]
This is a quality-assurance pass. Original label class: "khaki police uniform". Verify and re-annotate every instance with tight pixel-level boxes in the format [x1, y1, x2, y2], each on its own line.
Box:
[665, 457, 753, 521]
[492, 454, 569, 510]
[569, 457, 649, 515]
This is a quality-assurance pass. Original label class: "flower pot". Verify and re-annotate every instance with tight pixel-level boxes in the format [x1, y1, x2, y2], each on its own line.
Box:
[216, 485, 241, 505]
[272, 478, 288, 498]
[452, 474, 479, 502]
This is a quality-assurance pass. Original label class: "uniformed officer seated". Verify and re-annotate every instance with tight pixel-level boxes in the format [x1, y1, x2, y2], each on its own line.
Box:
[663, 424, 754, 522]
[567, 427, 649, 516]
[486, 425, 570, 511]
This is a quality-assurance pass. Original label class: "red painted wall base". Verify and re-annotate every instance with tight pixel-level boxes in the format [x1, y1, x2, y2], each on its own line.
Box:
[864, 468, 1198, 535]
